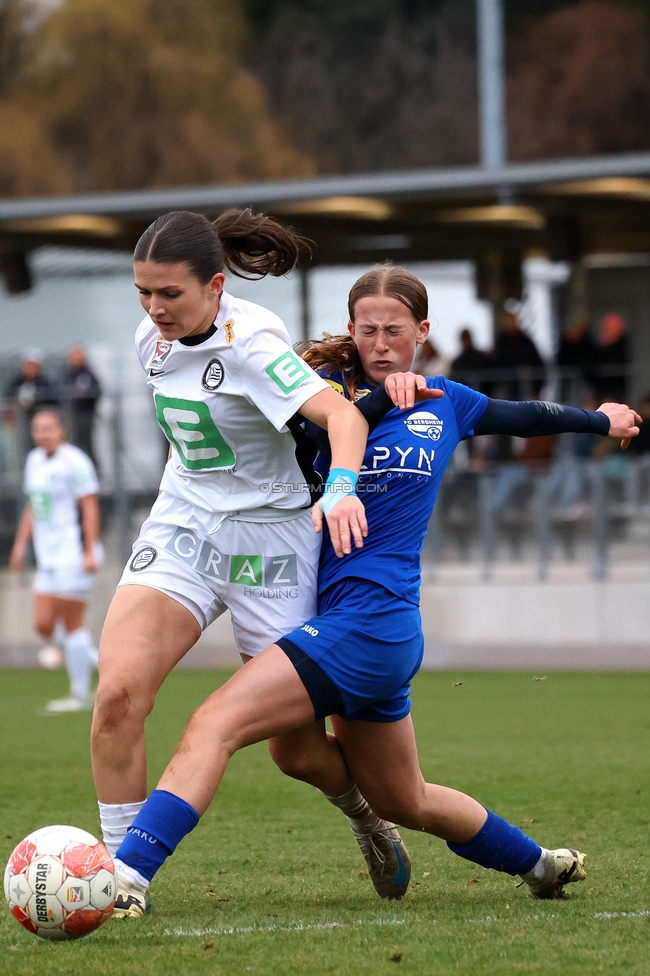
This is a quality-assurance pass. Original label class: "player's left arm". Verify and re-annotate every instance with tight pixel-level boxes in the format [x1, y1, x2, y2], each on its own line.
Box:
[78, 494, 100, 573]
[474, 399, 641, 448]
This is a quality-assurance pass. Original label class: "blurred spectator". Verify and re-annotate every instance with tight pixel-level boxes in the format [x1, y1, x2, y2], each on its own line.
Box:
[594, 313, 629, 404]
[492, 311, 544, 400]
[450, 328, 491, 393]
[4, 348, 58, 420]
[628, 392, 650, 456]
[413, 338, 450, 378]
[62, 347, 101, 462]
[556, 320, 596, 403]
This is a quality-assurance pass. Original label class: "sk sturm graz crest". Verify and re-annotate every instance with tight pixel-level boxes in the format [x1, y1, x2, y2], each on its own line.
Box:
[202, 359, 225, 391]
[130, 547, 157, 572]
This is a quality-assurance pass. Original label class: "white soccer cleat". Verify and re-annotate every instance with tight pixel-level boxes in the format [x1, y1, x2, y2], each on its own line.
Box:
[519, 847, 587, 899]
[45, 696, 93, 713]
[350, 820, 411, 900]
[112, 873, 152, 919]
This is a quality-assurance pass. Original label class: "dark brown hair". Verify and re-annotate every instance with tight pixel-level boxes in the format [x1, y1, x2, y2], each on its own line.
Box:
[301, 265, 428, 398]
[134, 208, 310, 281]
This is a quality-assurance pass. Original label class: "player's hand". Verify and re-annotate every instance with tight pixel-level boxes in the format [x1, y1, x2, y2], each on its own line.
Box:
[311, 496, 368, 557]
[384, 372, 445, 411]
[82, 551, 97, 573]
[597, 402, 642, 449]
[9, 546, 24, 572]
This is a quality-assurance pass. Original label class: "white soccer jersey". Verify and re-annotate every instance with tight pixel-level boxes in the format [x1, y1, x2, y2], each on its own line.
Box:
[24, 443, 99, 571]
[135, 291, 328, 516]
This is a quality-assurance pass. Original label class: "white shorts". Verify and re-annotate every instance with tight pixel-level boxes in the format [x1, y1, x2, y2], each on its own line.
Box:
[34, 567, 95, 602]
[117, 502, 321, 657]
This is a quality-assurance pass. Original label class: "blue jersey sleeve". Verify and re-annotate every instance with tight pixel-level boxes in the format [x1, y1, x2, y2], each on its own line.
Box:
[435, 377, 488, 439]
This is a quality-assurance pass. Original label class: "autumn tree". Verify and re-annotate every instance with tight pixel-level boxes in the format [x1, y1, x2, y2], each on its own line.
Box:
[508, 0, 650, 159]
[0, 0, 314, 197]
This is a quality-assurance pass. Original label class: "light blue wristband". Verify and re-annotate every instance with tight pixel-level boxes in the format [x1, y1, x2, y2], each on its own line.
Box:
[321, 468, 359, 518]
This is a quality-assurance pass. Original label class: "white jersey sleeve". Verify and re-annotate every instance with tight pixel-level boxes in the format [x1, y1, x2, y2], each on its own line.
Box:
[135, 317, 159, 372]
[68, 448, 99, 498]
[233, 325, 328, 431]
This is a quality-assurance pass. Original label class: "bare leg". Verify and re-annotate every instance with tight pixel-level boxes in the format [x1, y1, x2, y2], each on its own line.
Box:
[158, 644, 315, 814]
[331, 714, 487, 843]
[91, 585, 201, 803]
[33, 594, 57, 639]
[238, 654, 352, 797]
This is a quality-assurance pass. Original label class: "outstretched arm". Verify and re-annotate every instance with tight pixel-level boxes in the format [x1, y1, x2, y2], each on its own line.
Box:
[474, 399, 641, 449]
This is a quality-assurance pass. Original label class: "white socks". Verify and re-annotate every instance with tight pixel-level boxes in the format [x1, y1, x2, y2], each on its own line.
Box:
[62, 627, 98, 701]
[113, 858, 150, 890]
[526, 848, 550, 880]
[98, 800, 145, 858]
[320, 784, 383, 833]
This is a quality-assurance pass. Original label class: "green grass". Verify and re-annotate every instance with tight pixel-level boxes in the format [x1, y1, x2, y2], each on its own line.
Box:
[1, 669, 649, 975]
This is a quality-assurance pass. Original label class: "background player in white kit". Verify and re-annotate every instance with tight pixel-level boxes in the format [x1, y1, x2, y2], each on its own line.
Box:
[90, 209, 391, 915]
[9, 409, 101, 712]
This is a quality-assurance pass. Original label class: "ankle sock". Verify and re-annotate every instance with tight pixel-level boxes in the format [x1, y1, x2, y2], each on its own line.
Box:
[115, 789, 200, 883]
[98, 800, 146, 858]
[447, 809, 541, 876]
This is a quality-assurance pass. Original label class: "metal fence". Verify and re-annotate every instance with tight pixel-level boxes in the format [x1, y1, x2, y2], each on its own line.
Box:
[425, 455, 650, 579]
[2, 364, 650, 578]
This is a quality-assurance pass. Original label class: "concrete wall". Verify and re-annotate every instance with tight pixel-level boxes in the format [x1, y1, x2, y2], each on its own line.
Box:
[419, 577, 650, 670]
[2, 568, 649, 671]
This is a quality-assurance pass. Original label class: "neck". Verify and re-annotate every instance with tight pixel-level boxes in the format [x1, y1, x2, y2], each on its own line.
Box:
[188, 297, 221, 339]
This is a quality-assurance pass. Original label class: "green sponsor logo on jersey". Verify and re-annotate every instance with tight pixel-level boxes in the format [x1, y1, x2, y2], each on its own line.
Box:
[230, 554, 263, 585]
[265, 351, 310, 394]
[30, 491, 52, 522]
[155, 395, 236, 471]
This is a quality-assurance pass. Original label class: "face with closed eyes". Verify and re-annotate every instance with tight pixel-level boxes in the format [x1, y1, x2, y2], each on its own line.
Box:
[348, 295, 430, 386]
[134, 260, 226, 342]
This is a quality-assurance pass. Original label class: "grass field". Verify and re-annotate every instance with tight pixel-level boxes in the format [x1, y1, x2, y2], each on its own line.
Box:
[1, 668, 649, 975]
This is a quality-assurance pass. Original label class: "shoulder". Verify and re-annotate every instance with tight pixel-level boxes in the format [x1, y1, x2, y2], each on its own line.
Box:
[318, 368, 346, 398]
[220, 293, 291, 348]
[435, 376, 487, 412]
[135, 315, 158, 357]
[60, 443, 93, 469]
[25, 448, 41, 470]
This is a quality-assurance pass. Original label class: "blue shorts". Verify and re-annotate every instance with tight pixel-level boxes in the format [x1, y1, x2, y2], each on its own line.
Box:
[277, 577, 424, 723]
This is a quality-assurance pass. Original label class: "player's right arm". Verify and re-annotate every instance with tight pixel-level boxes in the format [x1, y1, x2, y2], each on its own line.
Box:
[298, 386, 369, 557]
[9, 503, 33, 572]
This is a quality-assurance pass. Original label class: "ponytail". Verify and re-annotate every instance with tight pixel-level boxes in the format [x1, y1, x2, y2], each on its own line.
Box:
[134, 208, 310, 283]
[299, 333, 364, 400]
[213, 209, 310, 279]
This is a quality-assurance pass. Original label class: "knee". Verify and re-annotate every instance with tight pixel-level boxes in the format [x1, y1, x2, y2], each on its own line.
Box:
[92, 680, 152, 739]
[34, 613, 53, 639]
[268, 738, 319, 784]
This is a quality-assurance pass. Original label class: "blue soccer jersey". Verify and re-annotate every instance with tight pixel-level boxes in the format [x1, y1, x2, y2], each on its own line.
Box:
[316, 372, 488, 605]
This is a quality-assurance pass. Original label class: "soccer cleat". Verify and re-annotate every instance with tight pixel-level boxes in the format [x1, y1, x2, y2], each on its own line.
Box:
[350, 820, 411, 900]
[519, 847, 587, 900]
[45, 696, 93, 713]
[112, 874, 152, 919]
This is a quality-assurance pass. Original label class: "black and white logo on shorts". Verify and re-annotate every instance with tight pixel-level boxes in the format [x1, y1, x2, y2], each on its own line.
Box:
[201, 358, 225, 391]
[130, 546, 157, 572]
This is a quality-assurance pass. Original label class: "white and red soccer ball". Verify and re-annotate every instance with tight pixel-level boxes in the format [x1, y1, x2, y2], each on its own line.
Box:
[4, 825, 116, 940]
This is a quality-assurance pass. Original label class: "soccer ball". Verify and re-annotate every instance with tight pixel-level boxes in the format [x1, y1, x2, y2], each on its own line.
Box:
[4, 825, 116, 940]
[37, 645, 65, 669]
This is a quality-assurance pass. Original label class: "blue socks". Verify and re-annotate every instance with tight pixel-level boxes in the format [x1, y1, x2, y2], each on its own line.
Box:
[448, 809, 541, 876]
[115, 789, 200, 882]
[115, 796, 539, 887]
